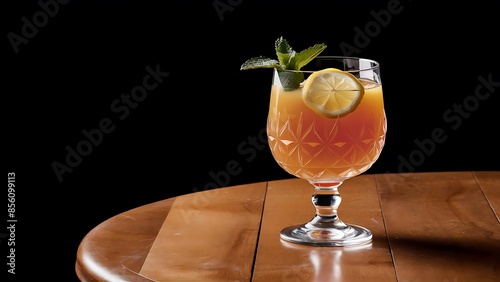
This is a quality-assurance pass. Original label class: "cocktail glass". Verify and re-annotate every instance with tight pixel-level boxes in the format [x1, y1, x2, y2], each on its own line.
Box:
[267, 56, 386, 246]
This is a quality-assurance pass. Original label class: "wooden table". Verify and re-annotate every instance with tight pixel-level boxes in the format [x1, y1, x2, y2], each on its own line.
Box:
[75, 171, 500, 281]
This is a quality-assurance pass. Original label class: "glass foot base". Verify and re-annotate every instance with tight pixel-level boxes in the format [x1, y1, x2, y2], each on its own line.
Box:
[280, 223, 372, 246]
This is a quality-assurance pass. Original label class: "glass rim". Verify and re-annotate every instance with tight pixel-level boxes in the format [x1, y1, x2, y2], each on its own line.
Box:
[276, 55, 380, 74]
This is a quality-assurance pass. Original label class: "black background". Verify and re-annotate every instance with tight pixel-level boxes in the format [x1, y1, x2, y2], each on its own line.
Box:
[4, 0, 499, 281]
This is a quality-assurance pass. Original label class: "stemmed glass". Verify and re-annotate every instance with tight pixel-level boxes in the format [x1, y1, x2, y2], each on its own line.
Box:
[267, 56, 386, 246]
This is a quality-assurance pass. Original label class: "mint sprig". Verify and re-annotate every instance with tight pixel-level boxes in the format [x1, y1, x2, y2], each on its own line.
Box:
[240, 36, 327, 91]
[240, 56, 280, 70]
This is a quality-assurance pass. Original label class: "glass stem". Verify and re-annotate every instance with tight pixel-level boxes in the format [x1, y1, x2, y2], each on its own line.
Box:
[308, 182, 348, 229]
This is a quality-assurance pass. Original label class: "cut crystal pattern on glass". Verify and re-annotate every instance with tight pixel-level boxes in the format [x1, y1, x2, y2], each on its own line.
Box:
[268, 112, 386, 181]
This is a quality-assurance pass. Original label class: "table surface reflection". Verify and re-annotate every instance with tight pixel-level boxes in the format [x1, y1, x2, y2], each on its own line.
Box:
[75, 171, 500, 282]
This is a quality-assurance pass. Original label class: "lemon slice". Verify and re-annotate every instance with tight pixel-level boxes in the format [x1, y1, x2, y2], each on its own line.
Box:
[302, 68, 365, 118]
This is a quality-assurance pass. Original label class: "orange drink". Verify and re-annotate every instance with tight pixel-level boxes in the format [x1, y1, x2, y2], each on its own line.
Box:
[267, 75, 386, 182]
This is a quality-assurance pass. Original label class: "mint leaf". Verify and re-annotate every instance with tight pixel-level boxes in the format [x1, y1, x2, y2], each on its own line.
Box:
[275, 36, 293, 54]
[241, 36, 327, 91]
[240, 56, 281, 70]
[275, 36, 295, 68]
[277, 70, 304, 92]
[288, 43, 327, 70]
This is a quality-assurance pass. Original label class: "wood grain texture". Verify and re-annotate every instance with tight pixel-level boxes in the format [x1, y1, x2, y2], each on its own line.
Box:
[252, 176, 396, 282]
[474, 171, 500, 223]
[377, 171, 500, 282]
[76, 197, 175, 282]
[75, 171, 500, 282]
[139, 182, 266, 281]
